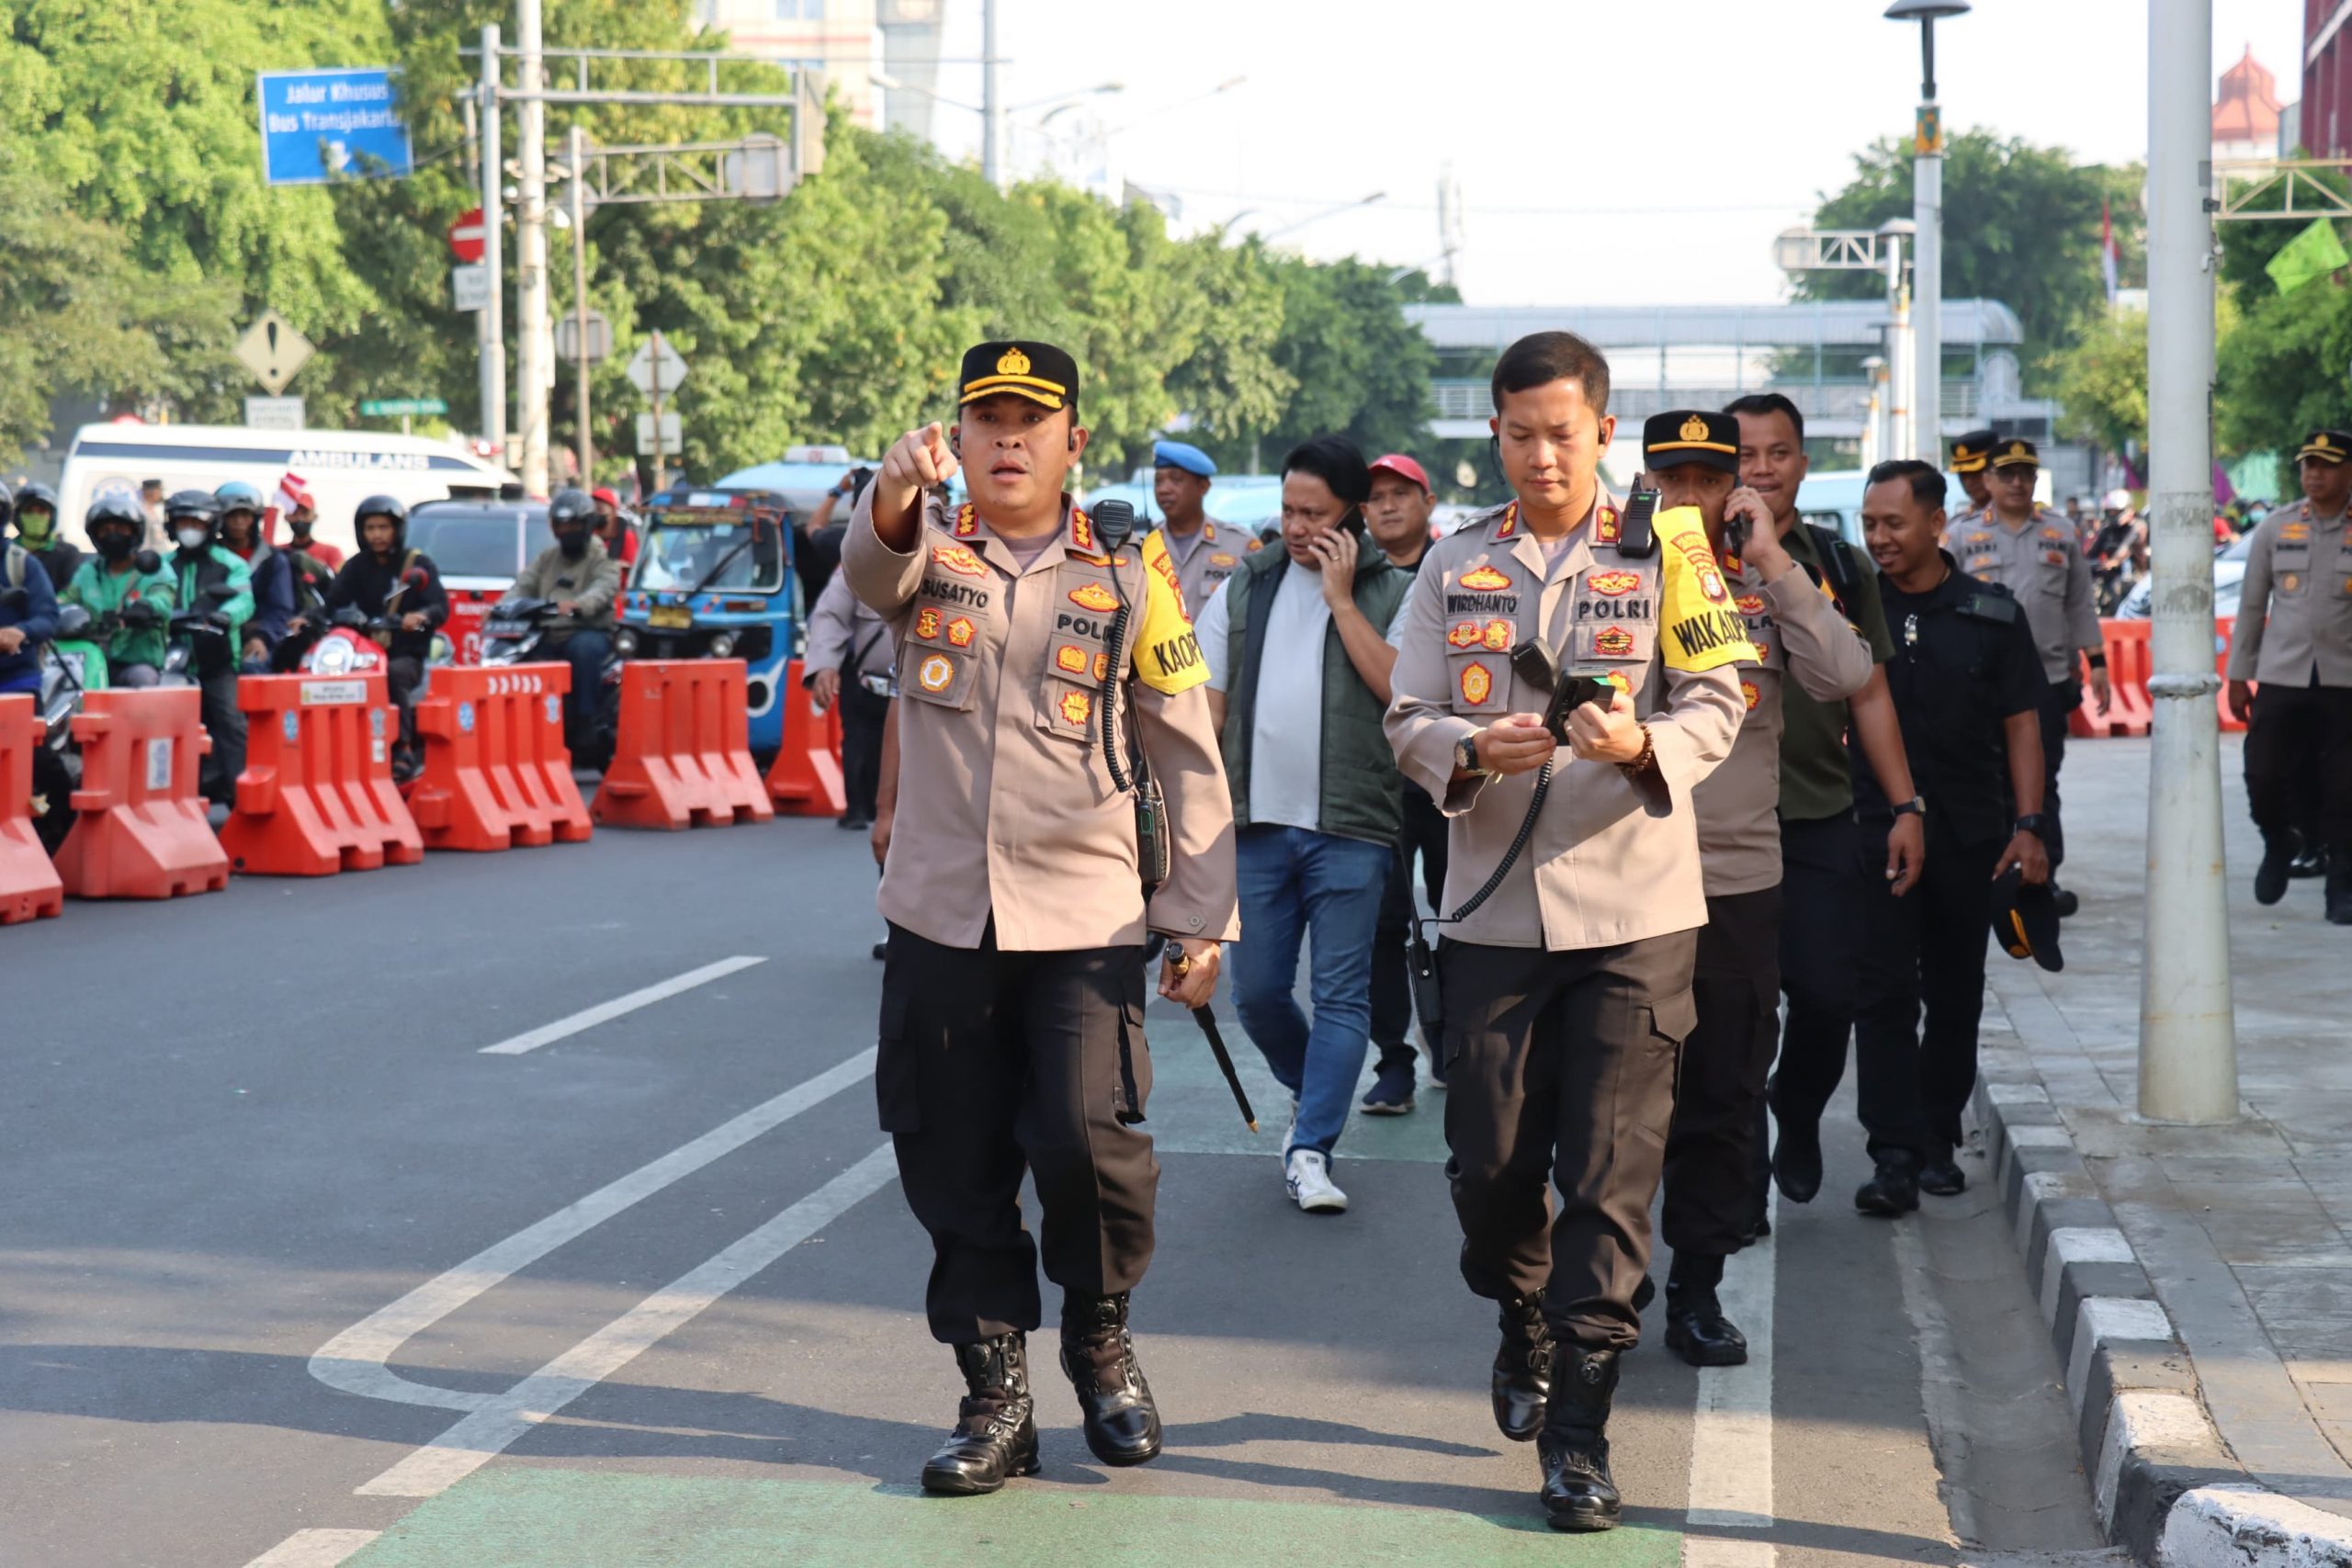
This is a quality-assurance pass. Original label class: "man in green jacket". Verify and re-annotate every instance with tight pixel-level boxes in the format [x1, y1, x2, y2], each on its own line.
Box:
[1191, 435, 1412, 1215]
[62, 488, 177, 684]
[164, 489, 254, 805]
[509, 489, 622, 741]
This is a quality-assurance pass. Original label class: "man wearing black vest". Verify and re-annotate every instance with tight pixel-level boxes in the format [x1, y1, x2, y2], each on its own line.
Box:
[1193, 436, 1411, 1216]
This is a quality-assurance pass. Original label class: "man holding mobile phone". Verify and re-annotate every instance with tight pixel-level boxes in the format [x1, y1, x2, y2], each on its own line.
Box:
[1191, 436, 1411, 1216]
[1385, 333, 1752, 1532]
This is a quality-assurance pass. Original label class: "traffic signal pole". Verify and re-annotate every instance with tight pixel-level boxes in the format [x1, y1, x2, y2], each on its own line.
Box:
[2140, 0, 2239, 1123]
[478, 24, 507, 466]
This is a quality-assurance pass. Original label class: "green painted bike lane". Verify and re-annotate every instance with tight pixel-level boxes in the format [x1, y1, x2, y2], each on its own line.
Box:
[349, 1470, 1681, 1566]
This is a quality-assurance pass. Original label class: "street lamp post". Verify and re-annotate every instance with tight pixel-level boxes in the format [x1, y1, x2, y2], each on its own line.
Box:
[1886, 1, 1968, 463]
[2141, 0, 2239, 1122]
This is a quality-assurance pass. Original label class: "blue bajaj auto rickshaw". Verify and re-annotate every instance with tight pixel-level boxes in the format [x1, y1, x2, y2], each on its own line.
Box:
[616, 489, 798, 758]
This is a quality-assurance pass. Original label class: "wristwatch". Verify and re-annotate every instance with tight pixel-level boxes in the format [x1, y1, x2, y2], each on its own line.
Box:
[1892, 796, 1927, 818]
[2012, 813, 2048, 838]
[1456, 733, 1495, 777]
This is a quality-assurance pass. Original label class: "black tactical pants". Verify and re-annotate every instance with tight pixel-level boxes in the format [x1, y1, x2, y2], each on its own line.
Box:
[2037, 677, 2075, 872]
[1662, 886, 1782, 1258]
[1440, 931, 1696, 1351]
[2245, 682, 2352, 852]
[1370, 781, 1450, 1071]
[879, 921, 1156, 1345]
[1849, 817, 2002, 1160]
[196, 668, 245, 807]
[839, 682, 890, 822]
[1766, 814, 1869, 1178]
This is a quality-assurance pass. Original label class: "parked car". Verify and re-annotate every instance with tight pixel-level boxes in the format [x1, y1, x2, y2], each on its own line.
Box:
[2117, 534, 2250, 622]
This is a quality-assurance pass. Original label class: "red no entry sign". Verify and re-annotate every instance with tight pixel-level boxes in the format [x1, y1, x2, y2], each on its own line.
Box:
[447, 208, 486, 264]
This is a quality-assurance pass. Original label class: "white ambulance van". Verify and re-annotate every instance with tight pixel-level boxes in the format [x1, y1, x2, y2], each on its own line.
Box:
[55, 423, 514, 558]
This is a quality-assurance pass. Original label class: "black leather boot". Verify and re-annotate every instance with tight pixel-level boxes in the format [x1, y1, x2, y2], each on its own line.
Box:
[1663, 1254, 1747, 1368]
[1491, 1291, 1554, 1442]
[2327, 853, 2352, 926]
[920, 1333, 1040, 1495]
[1060, 1292, 1162, 1466]
[2256, 834, 2296, 906]
[1537, 1345, 1622, 1531]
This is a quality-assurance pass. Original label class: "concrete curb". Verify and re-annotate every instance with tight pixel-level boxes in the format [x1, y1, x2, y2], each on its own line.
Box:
[1969, 1062, 2352, 1567]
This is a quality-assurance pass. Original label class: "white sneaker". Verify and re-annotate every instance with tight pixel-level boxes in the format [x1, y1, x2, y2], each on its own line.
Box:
[1284, 1149, 1350, 1213]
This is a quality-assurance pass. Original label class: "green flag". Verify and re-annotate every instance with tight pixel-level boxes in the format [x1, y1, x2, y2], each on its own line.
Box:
[2267, 218, 2350, 294]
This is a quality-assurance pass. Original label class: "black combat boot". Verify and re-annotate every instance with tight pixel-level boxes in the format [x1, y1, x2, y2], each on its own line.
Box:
[1490, 1292, 1554, 1442]
[2328, 852, 2352, 927]
[2256, 834, 2296, 906]
[1537, 1345, 1622, 1532]
[1663, 1253, 1747, 1369]
[1059, 1292, 1162, 1466]
[920, 1333, 1040, 1495]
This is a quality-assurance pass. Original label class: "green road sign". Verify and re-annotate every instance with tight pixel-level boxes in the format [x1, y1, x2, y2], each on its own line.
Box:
[360, 398, 448, 417]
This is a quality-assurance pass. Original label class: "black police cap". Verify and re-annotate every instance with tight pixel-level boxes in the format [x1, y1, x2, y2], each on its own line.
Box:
[1643, 410, 1739, 477]
[959, 341, 1079, 412]
[1991, 866, 2064, 973]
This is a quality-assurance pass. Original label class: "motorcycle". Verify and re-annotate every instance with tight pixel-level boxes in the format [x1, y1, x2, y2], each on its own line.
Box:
[479, 595, 621, 772]
[1, 586, 189, 852]
[273, 607, 452, 784]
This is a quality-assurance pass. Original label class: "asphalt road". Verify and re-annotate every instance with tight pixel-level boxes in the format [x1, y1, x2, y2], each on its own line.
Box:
[0, 799, 2126, 1568]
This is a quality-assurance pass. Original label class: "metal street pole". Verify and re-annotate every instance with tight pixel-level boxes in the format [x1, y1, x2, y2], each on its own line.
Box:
[515, 0, 552, 496]
[478, 24, 507, 465]
[649, 330, 669, 494]
[570, 123, 593, 486]
[1887, 241, 1914, 463]
[981, 0, 1003, 190]
[1887, 3, 1964, 461]
[2140, 0, 2239, 1123]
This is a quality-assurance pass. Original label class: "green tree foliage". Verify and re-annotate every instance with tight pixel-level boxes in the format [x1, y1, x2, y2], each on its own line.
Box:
[2218, 280, 2352, 458]
[0, 0, 1438, 485]
[1795, 130, 2142, 390]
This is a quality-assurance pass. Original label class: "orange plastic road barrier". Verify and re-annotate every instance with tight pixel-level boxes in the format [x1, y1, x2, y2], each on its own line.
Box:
[219, 673, 424, 875]
[409, 663, 593, 852]
[2070, 620, 2154, 739]
[765, 656, 847, 817]
[51, 687, 229, 899]
[0, 694, 63, 924]
[2217, 616, 2247, 734]
[593, 660, 775, 830]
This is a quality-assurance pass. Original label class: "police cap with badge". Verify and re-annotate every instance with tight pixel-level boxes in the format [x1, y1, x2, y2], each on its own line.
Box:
[958, 340, 1080, 412]
[1642, 410, 1740, 476]
[2299, 427, 2352, 465]
[1949, 429, 1998, 475]
[1991, 866, 2064, 972]
[1990, 437, 2040, 470]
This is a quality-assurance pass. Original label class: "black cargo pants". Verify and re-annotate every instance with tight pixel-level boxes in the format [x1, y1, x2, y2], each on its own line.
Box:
[879, 920, 1157, 1345]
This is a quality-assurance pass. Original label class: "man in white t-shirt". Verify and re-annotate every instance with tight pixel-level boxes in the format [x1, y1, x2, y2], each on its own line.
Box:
[1193, 436, 1414, 1214]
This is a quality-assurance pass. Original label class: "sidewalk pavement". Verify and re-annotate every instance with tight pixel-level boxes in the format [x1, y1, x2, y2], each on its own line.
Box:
[1956, 733, 2352, 1566]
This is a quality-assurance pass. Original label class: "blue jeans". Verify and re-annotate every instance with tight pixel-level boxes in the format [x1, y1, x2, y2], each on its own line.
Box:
[548, 629, 612, 728]
[1232, 824, 1393, 1160]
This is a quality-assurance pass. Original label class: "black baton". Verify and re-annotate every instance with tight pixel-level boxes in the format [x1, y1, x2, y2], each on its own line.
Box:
[1190, 1005, 1259, 1133]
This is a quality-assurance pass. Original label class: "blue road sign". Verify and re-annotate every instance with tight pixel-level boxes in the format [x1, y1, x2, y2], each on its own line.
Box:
[258, 68, 413, 186]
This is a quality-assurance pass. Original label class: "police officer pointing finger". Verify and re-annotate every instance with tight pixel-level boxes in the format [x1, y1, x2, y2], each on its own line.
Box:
[844, 341, 1239, 1498]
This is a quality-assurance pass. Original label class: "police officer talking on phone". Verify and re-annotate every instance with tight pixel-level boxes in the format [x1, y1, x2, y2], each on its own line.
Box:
[844, 340, 1238, 1498]
[1386, 333, 1752, 1533]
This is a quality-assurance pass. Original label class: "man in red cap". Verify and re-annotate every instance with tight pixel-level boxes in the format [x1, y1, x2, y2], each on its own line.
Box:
[591, 487, 639, 566]
[1361, 451, 1449, 1113]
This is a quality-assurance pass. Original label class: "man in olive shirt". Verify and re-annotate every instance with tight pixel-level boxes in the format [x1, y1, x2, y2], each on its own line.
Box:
[1721, 395, 1924, 1213]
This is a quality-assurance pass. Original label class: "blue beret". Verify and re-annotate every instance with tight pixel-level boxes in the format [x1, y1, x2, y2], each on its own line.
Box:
[1153, 440, 1216, 478]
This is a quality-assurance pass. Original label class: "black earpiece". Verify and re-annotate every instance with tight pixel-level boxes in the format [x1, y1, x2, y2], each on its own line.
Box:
[948, 428, 962, 456]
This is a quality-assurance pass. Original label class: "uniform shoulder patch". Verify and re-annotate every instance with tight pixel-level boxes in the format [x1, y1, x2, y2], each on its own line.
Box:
[1654, 505, 1758, 673]
[1457, 564, 1512, 592]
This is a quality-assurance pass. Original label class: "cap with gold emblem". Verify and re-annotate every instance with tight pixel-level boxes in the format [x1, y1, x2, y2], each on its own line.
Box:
[958, 340, 1080, 412]
[1643, 409, 1739, 476]
[1949, 428, 1997, 474]
[2297, 427, 2352, 465]
[1989, 436, 2041, 469]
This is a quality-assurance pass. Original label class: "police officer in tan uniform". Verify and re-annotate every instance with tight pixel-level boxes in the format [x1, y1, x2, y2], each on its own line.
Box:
[1948, 429, 1996, 524]
[844, 340, 1238, 1497]
[2227, 426, 2352, 921]
[1386, 333, 1752, 1533]
[1151, 439, 1254, 611]
[1946, 437, 2108, 912]
[1636, 412, 1874, 1367]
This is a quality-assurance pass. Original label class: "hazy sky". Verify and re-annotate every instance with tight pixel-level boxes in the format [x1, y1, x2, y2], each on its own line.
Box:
[913, 0, 2303, 307]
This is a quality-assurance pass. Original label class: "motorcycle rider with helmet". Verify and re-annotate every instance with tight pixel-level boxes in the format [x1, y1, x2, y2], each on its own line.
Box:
[61, 487, 177, 686]
[507, 488, 620, 745]
[0, 499, 61, 700]
[166, 488, 254, 804]
[11, 482, 84, 593]
[305, 495, 448, 766]
[215, 480, 299, 671]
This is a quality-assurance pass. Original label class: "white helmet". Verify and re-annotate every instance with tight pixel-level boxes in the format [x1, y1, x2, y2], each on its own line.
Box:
[2104, 488, 2132, 511]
